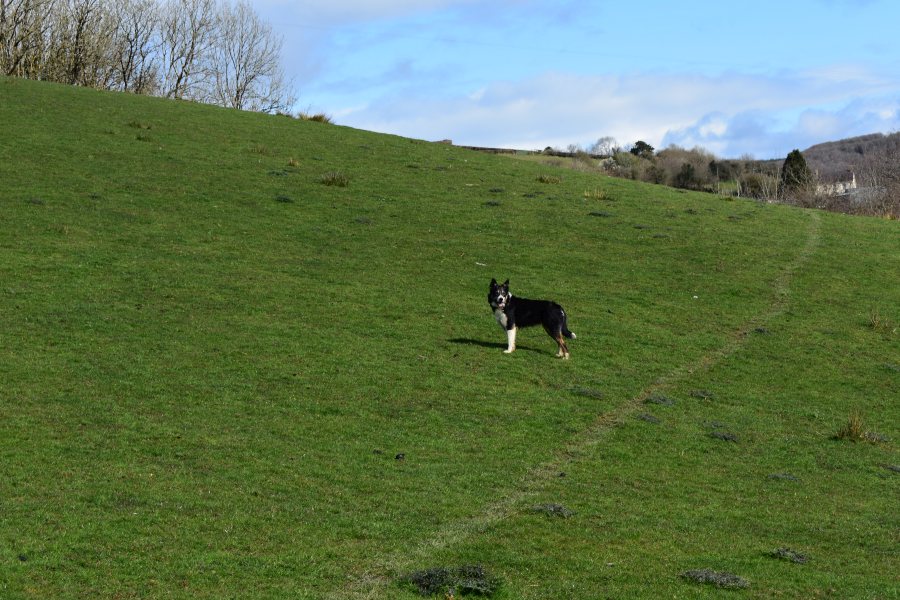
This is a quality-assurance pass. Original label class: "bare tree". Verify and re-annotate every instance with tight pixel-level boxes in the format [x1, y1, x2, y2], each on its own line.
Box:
[589, 136, 618, 157]
[0, 0, 57, 77]
[110, 0, 158, 93]
[856, 136, 900, 217]
[158, 0, 215, 99]
[206, 0, 292, 112]
[49, 0, 114, 86]
[3, 0, 296, 113]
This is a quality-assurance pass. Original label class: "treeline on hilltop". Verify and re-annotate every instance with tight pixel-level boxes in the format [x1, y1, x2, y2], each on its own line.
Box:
[0, 0, 293, 112]
[558, 134, 899, 218]
[803, 133, 900, 181]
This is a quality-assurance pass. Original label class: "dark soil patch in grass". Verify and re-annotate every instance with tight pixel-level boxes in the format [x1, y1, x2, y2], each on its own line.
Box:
[571, 387, 604, 400]
[769, 547, 809, 564]
[637, 413, 660, 424]
[882, 464, 900, 474]
[488, 188, 504, 193]
[588, 211, 614, 218]
[710, 431, 738, 442]
[690, 389, 716, 400]
[530, 503, 575, 518]
[767, 473, 799, 482]
[645, 394, 675, 406]
[275, 194, 293, 203]
[753, 326, 771, 334]
[680, 569, 749, 589]
[405, 565, 501, 597]
[482, 200, 501, 207]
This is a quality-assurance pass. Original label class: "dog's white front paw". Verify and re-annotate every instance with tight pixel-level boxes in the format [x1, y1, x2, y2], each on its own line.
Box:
[503, 348, 515, 354]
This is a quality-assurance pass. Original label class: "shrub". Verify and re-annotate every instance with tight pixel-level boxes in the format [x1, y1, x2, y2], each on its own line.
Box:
[299, 112, 333, 123]
[537, 174, 561, 184]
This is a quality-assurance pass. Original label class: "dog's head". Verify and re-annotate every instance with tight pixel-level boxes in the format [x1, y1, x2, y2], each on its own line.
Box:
[488, 278, 511, 310]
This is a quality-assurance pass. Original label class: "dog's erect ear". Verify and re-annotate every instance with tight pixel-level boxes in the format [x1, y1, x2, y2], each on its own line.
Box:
[502, 279, 509, 287]
[490, 278, 497, 286]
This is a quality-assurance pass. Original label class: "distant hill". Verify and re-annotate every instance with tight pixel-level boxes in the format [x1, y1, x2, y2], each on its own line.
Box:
[802, 132, 900, 182]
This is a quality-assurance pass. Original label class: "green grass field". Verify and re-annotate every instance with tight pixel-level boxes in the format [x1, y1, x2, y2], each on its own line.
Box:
[1, 76, 898, 599]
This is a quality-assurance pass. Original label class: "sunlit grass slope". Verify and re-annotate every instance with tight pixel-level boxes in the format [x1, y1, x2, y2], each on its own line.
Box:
[1, 77, 897, 599]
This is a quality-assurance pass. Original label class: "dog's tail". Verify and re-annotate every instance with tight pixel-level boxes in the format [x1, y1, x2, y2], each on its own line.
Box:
[560, 307, 576, 339]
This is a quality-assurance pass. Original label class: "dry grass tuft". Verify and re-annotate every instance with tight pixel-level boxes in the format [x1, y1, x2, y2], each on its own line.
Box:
[834, 410, 867, 442]
[319, 172, 350, 187]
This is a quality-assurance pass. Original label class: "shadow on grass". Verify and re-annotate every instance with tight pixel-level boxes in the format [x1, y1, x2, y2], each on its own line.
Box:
[448, 338, 545, 355]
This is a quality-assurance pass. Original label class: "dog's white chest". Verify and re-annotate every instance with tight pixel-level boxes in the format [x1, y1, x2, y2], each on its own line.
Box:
[493, 307, 508, 329]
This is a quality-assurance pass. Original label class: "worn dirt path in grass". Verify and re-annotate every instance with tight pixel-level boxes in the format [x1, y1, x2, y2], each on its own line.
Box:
[331, 210, 823, 599]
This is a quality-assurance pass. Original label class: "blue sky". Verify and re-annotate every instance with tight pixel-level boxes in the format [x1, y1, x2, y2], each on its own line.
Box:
[249, 0, 900, 158]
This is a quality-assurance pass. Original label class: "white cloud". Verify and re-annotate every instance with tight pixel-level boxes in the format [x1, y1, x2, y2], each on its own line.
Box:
[335, 68, 900, 158]
[665, 96, 900, 157]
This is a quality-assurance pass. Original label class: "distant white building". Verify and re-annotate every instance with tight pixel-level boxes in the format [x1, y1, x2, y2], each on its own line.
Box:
[816, 172, 858, 196]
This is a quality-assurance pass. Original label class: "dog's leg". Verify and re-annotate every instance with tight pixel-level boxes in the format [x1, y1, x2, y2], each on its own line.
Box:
[555, 333, 570, 359]
[504, 327, 517, 353]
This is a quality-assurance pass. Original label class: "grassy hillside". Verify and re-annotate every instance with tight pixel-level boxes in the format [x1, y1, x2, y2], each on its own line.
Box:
[1, 76, 897, 599]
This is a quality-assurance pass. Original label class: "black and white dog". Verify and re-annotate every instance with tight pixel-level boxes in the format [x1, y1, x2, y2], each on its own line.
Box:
[488, 279, 576, 358]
